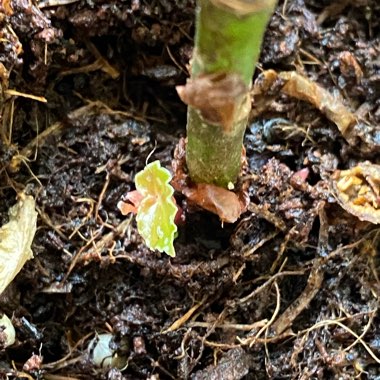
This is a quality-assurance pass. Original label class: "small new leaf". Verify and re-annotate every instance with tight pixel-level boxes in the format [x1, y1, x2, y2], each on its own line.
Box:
[135, 161, 178, 257]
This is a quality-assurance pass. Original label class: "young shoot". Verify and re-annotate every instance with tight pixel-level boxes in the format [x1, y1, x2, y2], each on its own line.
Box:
[118, 161, 178, 257]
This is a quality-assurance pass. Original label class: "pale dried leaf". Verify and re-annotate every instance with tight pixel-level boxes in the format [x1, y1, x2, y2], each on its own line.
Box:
[278, 71, 357, 137]
[252, 70, 358, 142]
[0, 195, 37, 294]
[331, 162, 380, 224]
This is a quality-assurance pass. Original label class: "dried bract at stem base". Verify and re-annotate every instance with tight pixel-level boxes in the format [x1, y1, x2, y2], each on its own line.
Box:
[172, 138, 249, 223]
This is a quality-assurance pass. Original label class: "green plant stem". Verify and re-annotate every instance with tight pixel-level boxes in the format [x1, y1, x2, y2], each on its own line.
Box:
[186, 0, 276, 187]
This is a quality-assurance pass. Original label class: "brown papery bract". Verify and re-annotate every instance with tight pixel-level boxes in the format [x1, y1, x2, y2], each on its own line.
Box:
[176, 72, 248, 133]
[172, 138, 245, 223]
[181, 182, 243, 223]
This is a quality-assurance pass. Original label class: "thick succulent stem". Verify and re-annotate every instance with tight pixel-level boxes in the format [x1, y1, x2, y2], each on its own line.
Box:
[185, 0, 276, 187]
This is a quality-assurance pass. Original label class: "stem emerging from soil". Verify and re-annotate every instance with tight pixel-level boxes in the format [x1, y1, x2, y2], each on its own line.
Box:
[183, 0, 276, 187]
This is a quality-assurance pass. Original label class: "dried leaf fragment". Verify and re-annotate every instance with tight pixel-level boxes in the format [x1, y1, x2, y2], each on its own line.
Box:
[252, 70, 357, 142]
[331, 162, 380, 224]
[0, 195, 37, 294]
[278, 71, 357, 138]
[339, 51, 363, 83]
[1, 0, 14, 15]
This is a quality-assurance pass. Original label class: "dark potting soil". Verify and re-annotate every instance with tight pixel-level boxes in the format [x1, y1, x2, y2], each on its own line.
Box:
[1, 0, 380, 379]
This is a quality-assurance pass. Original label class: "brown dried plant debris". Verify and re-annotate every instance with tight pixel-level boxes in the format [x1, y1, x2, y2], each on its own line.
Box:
[176, 72, 249, 133]
[0, 0, 14, 16]
[251, 70, 380, 151]
[331, 161, 380, 224]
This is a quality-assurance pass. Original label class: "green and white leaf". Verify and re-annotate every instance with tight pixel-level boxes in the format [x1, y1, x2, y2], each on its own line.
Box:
[0, 195, 37, 294]
[135, 161, 177, 257]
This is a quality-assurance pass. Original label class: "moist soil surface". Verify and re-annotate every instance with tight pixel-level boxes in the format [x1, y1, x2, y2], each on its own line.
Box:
[1, 0, 380, 379]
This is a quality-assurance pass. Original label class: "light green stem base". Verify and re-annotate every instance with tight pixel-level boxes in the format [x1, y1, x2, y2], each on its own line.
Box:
[186, 101, 249, 187]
